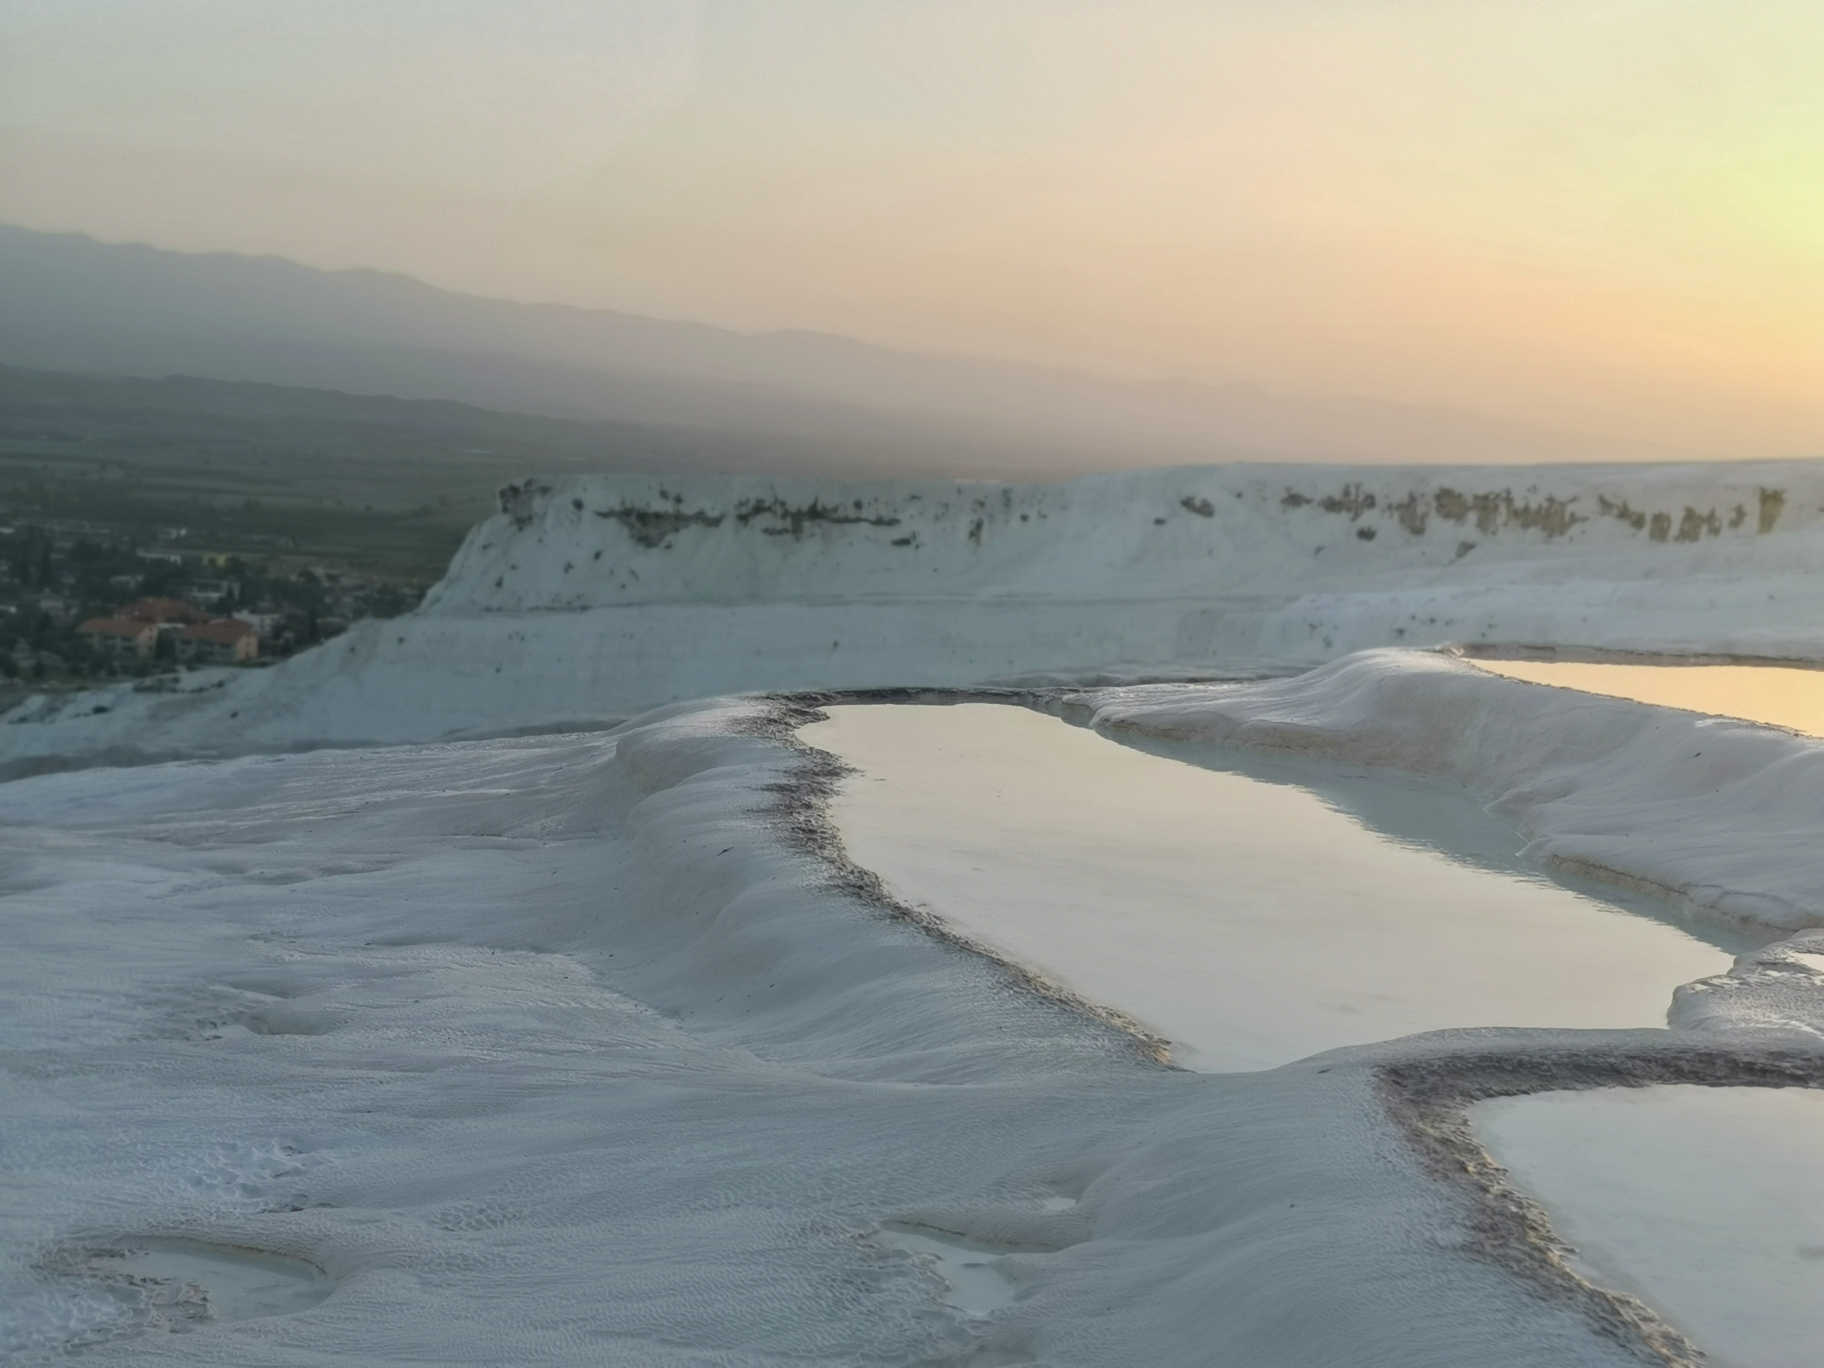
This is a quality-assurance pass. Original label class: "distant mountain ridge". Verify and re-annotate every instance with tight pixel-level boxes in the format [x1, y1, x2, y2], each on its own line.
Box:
[0, 224, 1704, 475]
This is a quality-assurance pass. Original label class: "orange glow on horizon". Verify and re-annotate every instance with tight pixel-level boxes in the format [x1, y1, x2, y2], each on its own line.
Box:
[3, 1, 1818, 456]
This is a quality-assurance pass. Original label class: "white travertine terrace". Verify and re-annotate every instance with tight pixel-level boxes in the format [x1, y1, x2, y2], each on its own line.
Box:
[9, 460, 1824, 768]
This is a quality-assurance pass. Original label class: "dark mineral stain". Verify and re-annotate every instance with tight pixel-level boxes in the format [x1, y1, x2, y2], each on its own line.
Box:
[1675, 507, 1721, 543]
[595, 505, 726, 548]
[498, 480, 553, 529]
[1433, 488, 1583, 537]
[1596, 495, 1648, 531]
[1319, 484, 1378, 519]
[1759, 487, 1785, 534]
[1285, 484, 1583, 539]
[731, 497, 901, 534]
[1389, 494, 1428, 535]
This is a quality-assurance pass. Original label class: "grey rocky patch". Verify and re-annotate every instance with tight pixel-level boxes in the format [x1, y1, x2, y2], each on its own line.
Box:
[731, 495, 903, 533]
[1759, 486, 1785, 533]
[1390, 493, 1429, 534]
[1674, 507, 1721, 543]
[497, 479, 552, 529]
[1319, 484, 1378, 519]
[594, 503, 726, 548]
[1437, 488, 1584, 538]
[1285, 484, 1591, 539]
[585, 494, 914, 549]
[1596, 495, 1649, 531]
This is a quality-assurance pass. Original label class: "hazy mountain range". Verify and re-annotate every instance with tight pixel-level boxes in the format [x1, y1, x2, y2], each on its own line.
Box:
[0, 225, 1703, 477]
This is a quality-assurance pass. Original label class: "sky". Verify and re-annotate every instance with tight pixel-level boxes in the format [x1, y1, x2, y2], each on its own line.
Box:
[1, 0, 1819, 457]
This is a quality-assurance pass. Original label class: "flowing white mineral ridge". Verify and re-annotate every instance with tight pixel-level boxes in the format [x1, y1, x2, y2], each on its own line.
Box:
[8, 462, 1824, 1364]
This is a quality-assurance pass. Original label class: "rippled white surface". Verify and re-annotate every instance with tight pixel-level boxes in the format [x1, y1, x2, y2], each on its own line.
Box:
[0, 730, 1152, 1364]
[1475, 1085, 1824, 1368]
[0, 699, 1754, 1367]
[803, 703, 1734, 1070]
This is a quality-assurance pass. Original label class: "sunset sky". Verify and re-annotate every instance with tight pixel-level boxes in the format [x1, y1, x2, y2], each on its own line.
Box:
[3, 1, 1819, 456]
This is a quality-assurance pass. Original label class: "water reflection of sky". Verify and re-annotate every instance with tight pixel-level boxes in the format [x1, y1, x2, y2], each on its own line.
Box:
[1471, 661, 1824, 738]
[1477, 1085, 1824, 1368]
[805, 703, 1735, 1072]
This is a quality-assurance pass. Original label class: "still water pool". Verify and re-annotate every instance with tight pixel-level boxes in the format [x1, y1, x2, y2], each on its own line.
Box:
[1476, 1085, 1824, 1368]
[802, 703, 1743, 1071]
[1469, 659, 1824, 737]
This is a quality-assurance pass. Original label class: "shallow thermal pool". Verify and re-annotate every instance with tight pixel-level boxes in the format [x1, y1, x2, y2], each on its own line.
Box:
[801, 703, 1743, 1071]
[1474, 1085, 1824, 1368]
[79, 1239, 331, 1329]
[1469, 659, 1824, 737]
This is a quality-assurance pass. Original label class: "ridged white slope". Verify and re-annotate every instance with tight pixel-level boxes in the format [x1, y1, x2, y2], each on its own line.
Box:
[8, 460, 1824, 767]
[0, 695, 1741, 1367]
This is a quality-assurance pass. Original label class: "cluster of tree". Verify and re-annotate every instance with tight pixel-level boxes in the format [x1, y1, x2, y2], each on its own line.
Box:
[0, 526, 422, 686]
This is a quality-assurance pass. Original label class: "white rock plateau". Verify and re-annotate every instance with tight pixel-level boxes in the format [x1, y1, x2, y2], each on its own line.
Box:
[9, 459, 1824, 768]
